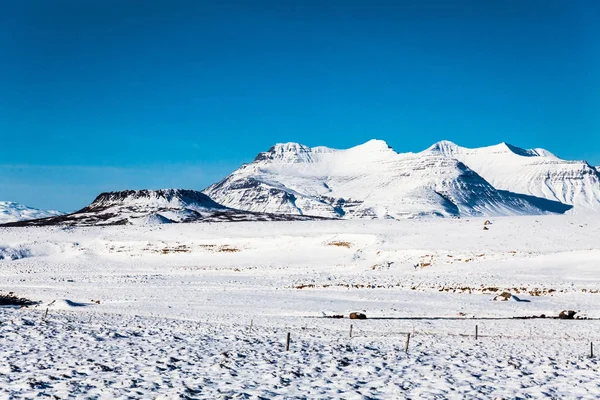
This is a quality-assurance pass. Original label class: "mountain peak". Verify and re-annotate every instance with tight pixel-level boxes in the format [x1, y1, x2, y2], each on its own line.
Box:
[253, 142, 315, 163]
[425, 140, 558, 160]
[253, 139, 395, 164]
[490, 142, 556, 158]
[499, 142, 530, 156]
[426, 140, 461, 156]
[354, 139, 393, 151]
[270, 142, 311, 153]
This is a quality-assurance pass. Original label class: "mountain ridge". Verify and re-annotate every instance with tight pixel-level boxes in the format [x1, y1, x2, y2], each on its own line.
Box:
[2, 189, 327, 226]
[0, 201, 63, 224]
[424, 140, 600, 210]
[203, 139, 576, 219]
[3, 140, 597, 224]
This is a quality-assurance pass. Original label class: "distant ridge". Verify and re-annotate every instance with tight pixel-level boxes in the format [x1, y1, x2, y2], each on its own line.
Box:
[1, 189, 327, 226]
[0, 201, 63, 224]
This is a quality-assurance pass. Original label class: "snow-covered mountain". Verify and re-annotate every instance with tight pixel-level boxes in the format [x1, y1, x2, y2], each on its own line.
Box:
[1, 189, 325, 226]
[0, 201, 63, 224]
[5, 140, 595, 224]
[424, 141, 600, 212]
[204, 140, 572, 219]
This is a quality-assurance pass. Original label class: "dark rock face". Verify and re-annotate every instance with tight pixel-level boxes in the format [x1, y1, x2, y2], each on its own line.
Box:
[79, 189, 225, 213]
[89, 189, 222, 207]
[0, 292, 38, 306]
[558, 310, 577, 319]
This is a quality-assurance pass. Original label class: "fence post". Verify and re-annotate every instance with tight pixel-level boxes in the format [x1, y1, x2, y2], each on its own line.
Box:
[405, 333, 411, 353]
[286, 332, 291, 351]
[591, 342, 594, 358]
[349, 324, 353, 338]
[249, 319, 253, 333]
[475, 325, 478, 340]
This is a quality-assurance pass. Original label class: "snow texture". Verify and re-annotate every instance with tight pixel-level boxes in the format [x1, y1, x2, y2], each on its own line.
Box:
[1, 215, 600, 397]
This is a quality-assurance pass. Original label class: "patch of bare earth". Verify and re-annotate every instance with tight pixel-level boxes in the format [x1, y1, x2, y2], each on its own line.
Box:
[291, 282, 600, 296]
[326, 241, 352, 248]
[216, 246, 240, 253]
[160, 245, 191, 254]
[158, 244, 241, 254]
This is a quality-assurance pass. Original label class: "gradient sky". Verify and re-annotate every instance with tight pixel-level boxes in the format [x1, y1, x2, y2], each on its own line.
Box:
[1, 0, 599, 211]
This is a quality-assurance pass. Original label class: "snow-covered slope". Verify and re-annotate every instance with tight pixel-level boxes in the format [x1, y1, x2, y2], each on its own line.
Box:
[0, 201, 62, 224]
[424, 141, 600, 212]
[204, 140, 570, 219]
[1, 189, 324, 226]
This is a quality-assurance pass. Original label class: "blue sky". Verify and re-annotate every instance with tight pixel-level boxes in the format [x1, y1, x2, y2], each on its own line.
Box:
[1, 0, 598, 211]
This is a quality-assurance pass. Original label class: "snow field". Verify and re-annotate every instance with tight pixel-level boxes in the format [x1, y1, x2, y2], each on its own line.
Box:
[1, 215, 600, 397]
[1, 309, 600, 399]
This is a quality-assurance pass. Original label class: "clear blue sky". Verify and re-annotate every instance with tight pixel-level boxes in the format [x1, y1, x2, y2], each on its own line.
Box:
[1, 0, 598, 211]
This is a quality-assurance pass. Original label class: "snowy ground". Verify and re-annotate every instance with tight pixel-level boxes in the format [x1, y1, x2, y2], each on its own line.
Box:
[1, 215, 600, 398]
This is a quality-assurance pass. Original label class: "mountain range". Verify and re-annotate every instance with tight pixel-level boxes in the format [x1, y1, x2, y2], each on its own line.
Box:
[204, 139, 589, 219]
[2, 189, 325, 227]
[3, 140, 599, 225]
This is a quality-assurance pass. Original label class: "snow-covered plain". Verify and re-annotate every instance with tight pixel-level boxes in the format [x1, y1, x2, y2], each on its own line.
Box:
[1, 215, 600, 398]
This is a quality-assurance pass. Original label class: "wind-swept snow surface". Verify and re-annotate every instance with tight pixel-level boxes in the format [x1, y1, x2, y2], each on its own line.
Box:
[2, 309, 600, 399]
[205, 140, 572, 219]
[1, 215, 600, 397]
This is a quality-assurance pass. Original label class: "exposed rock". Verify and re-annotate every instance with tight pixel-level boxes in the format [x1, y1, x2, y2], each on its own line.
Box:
[493, 292, 512, 301]
[493, 292, 530, 302]
[349, 312, 367, 320]
[0, 292, 38, 306]
[558, 310, 577, 319]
